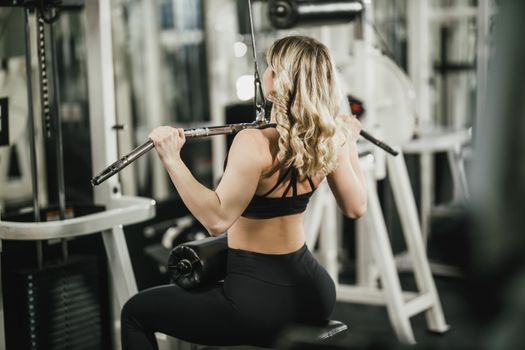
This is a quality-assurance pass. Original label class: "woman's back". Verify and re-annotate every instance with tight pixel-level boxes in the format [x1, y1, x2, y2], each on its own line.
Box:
[228, 127, 324, 254]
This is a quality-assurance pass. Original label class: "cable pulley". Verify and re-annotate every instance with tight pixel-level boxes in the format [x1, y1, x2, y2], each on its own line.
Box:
[268, 0, 364, 29]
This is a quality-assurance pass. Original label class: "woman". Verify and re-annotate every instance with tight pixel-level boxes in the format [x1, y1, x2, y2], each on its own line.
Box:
[121, 35, 367, 349]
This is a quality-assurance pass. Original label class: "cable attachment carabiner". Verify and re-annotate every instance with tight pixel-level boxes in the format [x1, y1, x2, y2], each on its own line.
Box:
[247, 0, 268, 124]
[253, 70, 266, 123]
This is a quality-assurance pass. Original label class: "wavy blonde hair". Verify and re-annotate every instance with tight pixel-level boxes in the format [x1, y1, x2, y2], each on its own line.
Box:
[266, 35, 342, 179]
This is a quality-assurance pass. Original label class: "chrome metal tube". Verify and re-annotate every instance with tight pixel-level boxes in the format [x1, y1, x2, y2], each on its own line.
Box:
[91, 121, 277, 186]
[91, 120, 398, 186]
[360, 130, 399, 156]
[24, 9, 41, 223]
[49, 19, 68, 221]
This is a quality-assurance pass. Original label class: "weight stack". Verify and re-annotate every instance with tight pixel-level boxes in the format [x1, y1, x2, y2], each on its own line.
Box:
[3, 255, 109, 350]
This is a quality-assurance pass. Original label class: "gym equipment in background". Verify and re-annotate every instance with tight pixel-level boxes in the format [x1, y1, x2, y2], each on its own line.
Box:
[4, 255, 110, 350]
[0, 58, 33, 206]
[268, 0, 363, 29]
[167, 234, 228, 290]
[340, 49, 417, 145]
[0, 2, 157, 350]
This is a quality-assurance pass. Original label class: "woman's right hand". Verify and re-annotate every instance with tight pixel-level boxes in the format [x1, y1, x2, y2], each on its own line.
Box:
[336, 115, 362, 145]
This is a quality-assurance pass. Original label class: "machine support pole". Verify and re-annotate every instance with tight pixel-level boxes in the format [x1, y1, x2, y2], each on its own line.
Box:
[84, 0, 138, 313]
[24, 9, 41, 224]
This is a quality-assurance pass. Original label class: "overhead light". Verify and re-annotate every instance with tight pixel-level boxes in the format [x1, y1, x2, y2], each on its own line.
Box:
[236, 75, 255, 101]
[234, 42, 248, 58]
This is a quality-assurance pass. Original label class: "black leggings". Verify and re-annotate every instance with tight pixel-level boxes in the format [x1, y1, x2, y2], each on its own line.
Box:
[121, 243, 336, 349]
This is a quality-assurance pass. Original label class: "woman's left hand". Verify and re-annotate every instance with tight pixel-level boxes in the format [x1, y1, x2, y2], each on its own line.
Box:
[336, 115, 362, 144]
[148, 126, 186, 164]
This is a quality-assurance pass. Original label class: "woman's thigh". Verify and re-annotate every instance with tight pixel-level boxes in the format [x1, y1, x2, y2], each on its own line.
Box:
[122, 283, 244, 346]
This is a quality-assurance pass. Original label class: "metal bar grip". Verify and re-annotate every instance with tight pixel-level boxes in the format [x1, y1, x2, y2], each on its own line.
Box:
[359, 130, 399, 156]
[91, 121, 397, 187]
[90, 140, 154, 186]
[91, 122, 277, 186]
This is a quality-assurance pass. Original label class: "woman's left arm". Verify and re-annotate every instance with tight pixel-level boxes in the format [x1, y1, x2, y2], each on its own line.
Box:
[149, 127, 264, 236]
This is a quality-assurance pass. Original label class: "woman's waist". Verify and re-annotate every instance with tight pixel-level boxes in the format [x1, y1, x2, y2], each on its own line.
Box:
[227, 217, 305, 254]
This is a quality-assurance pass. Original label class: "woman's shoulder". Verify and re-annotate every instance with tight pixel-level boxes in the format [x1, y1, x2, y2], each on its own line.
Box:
[233, 128, 270, 148]
[231, 128, 273, 157]
[231, 128, 276, 172]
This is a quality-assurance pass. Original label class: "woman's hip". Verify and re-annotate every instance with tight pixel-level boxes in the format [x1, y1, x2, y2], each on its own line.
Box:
[224, 244, 336, 323]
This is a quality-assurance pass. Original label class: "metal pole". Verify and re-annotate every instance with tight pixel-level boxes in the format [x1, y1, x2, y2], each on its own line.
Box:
[203, 0, 236, 182]
[49, 20, 68, 261]
[24, 9, 44, 268]
[142, 0, 169, 200]
[49, 22, 67, 220]
[475, 0, 493, 133]
[24, 9, 41, 223]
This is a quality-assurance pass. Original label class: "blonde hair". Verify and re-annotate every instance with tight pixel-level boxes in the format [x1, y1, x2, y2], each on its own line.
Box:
[266, 35, 342, 179]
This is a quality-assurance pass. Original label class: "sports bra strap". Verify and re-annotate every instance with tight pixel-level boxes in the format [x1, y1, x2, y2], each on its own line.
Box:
[306, 176, 316, 191]
[292, 168, 298, 196]
[261, 167, 292, 197]
[281, 168, 298, 198]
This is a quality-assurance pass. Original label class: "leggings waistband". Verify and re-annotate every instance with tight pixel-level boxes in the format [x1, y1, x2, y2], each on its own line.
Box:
[226, 243, 317, 286]
[227, 243, 308, 259]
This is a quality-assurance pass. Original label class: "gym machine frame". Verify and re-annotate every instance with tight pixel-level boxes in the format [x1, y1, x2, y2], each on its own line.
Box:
[0, 1, 156, 349]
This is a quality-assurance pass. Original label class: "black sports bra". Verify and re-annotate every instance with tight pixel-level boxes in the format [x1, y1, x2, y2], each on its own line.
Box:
[241, 166, 316, 219]
[223, 154, 317, 219]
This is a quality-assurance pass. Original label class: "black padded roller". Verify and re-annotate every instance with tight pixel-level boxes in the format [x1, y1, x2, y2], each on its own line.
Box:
[168, 234, 228, 289]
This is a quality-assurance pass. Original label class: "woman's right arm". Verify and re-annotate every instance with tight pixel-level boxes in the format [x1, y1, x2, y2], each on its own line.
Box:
[326, 117, 367, 219]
